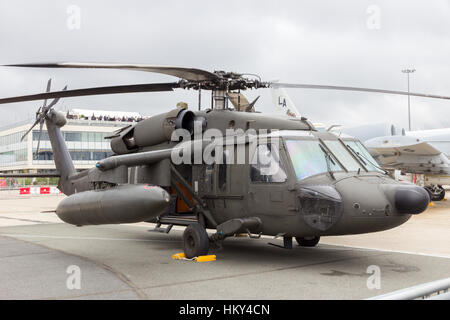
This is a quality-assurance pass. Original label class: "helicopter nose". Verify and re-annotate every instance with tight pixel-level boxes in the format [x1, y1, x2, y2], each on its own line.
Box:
[394, 185, 430, 214]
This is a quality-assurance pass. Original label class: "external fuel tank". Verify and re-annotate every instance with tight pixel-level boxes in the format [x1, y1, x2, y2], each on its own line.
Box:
[56, 184, 171, 226]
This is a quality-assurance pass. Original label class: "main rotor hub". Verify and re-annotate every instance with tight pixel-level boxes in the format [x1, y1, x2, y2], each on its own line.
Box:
[179, 71, 269, 92]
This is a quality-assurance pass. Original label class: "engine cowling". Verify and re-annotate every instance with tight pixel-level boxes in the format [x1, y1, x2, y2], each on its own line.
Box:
[110, 108, 204, 155]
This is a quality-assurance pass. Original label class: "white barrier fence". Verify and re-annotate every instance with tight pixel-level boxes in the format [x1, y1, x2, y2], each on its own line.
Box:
[369, 277, 450, 300]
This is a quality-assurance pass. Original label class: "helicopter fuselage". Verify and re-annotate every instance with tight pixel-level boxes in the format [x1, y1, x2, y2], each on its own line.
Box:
[50, 108, 429, 240]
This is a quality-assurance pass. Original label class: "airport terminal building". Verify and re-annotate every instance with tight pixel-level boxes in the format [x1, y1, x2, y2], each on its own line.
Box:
[0, 109, 144, 176]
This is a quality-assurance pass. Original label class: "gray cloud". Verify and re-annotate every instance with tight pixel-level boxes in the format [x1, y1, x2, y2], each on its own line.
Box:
[0, 0, 449, 130]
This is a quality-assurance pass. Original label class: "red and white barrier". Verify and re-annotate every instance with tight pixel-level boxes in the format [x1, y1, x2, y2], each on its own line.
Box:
[19, 186, 62, 195]
[19, 187, 30, 195]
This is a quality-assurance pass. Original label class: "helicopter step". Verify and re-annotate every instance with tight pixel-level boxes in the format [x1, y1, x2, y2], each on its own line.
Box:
[159, 213, 198, 226]
[149, 222, 174, 234]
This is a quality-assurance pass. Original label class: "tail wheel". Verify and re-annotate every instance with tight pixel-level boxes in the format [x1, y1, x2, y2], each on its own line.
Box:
[183, 223, 210, 259]
[295, 236, 320, 247]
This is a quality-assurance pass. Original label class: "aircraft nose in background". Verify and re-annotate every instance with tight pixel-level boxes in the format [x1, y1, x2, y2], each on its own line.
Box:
[394, 185, 430, 215]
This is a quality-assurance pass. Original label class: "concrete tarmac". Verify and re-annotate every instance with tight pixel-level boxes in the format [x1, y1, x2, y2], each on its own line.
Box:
[0, 193, 449, 300]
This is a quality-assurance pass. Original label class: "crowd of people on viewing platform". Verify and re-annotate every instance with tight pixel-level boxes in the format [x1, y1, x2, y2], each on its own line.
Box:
[66, 111, 145, 122]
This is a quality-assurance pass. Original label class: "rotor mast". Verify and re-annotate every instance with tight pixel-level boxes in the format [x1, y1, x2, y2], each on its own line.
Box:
[194, 70, 266, 110]
[212, 90, 227, 110]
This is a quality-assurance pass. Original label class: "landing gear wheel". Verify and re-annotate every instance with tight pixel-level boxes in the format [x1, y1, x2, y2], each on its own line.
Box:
[183, 223, 210, 259]
[295, 236, 320, 247]
[436, 189, 445, 201]
[424, 185, 445, 201]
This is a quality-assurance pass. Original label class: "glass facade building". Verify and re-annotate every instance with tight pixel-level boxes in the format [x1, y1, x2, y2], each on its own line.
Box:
[0, 131, 28, 167]
[0, 116, 130, 174]
[32, 130, 113, 164]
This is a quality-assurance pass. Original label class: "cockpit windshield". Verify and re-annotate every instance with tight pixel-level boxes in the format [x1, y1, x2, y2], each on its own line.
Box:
[285, 138, 382, 181]
[322, 140, 363, 172]
[344, 140, 384, 173]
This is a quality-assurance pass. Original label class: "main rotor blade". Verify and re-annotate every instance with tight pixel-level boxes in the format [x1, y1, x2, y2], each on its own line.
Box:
[6, 63, 219, 82]
[271, 83, 450, 100]
[0, 82, 178, 105]
[0, 173, 60, 178]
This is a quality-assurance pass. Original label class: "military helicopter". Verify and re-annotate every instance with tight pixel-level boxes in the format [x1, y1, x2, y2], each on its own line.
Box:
[0, 63, 448, 258]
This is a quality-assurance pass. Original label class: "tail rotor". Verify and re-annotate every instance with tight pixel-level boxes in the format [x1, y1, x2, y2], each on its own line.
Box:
[21, 79, 67, 159]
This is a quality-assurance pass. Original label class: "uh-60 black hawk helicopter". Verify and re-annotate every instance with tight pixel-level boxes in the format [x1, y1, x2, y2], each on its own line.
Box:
[1, 63, 448, 258]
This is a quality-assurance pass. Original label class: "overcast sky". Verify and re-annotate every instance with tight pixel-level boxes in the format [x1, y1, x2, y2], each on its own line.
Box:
[0, 0, 449, 130]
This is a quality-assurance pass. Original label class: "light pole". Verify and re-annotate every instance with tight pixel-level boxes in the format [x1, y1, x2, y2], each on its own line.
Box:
[402, 68, 416, 131]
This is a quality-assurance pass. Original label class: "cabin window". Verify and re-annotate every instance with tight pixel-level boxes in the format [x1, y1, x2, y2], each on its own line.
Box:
[250, 144, 287, 183]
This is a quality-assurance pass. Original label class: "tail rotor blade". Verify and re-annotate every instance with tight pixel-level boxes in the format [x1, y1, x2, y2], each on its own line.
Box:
[21, 116, 41, 141]
[22, 81, 63, 145]
[45, 86, 68, 110]
[42, 78, 52, 108]
[34, 119, 44, 159]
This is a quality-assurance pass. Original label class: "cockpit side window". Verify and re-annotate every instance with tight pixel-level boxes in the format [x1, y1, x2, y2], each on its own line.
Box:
[285, 139, 343, 181]
[250, 144, 287, 183]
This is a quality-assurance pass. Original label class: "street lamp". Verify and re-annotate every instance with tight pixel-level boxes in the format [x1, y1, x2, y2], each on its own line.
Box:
[402, 68, 416, 131]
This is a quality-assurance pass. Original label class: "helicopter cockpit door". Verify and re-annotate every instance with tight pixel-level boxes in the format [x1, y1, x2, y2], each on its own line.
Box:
[194, 162, 216, 213]
[195, 145, 248, 222]
[248, 142, 294, 217]
[204, 151, 232, 218]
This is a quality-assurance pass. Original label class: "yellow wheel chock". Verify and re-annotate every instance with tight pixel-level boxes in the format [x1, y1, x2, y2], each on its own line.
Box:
[171, 253, 216, 262]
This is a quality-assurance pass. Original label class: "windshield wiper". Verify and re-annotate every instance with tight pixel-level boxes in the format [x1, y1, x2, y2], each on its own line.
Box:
[346, 144, 388, 174]
[319, 144, 336, 180]
[346, 144, 367, 166]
